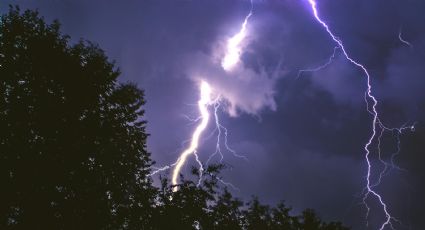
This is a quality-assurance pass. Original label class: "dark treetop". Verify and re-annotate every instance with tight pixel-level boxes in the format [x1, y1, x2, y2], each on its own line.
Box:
[0, 7, 349, 230]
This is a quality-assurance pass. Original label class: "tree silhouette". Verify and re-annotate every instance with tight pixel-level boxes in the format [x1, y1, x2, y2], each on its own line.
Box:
[243, 196, 273, 229]
[270, 202, 299, 230]
[0, 6, 350, 230]
[211, 188, 243, 229]
[0, 6, 155, 229]
[300, 209, 323, 230]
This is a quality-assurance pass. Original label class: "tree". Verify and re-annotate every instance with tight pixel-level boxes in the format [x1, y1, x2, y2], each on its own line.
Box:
[300, 209, 322, 230]
[243, 196, 272, 229]
[0, 6, 155, 229]
[211, 188, 243, 230]
[270, 202, 299, 230]
[0, 6, 351, 230]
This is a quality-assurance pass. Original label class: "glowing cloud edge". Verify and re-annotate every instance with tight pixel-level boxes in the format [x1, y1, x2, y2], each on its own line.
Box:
[221, 0, 253, 71]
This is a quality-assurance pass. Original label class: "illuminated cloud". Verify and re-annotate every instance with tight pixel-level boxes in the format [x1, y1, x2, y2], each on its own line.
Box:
[186, 50, 283, 117]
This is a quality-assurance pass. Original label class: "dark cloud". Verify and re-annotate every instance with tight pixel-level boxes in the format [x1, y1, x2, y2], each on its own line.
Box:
[2, 0, 425, 229]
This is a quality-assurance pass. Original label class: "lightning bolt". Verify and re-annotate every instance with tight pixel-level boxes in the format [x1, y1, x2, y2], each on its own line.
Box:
[398, 27, 413, 48]
[149, 81, 212, 191]
[206, 102, 248, 166]
[154, 0, 254, 191]
[168, 81, 213, 192]
[297, 46, 339, 79]
[150, 80, 243, 191]
[221, 0, 254, 71]
[150, 3, 415, 226]
[194, 152, 204, 187]
[370, 122, 414, 193]
[306, 1, 415, 229]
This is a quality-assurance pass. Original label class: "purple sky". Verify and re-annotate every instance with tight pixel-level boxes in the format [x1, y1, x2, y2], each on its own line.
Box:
[2, 0, 425, 229]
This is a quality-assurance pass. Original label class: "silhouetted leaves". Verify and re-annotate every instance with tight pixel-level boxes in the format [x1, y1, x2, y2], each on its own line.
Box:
[0, 6, 155, 229]
[0, 7, 350, 230]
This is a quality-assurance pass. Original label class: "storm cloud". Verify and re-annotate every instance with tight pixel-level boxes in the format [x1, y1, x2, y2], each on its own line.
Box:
[2, 0, 425, 229]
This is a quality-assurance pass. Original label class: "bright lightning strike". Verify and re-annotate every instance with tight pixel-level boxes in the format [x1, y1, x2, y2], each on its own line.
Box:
[206, 102, 248, 166]
[149, 79, 242, 191]
[221, 0, 253, 71]
[156, 1, 255, 191]
[170, 81, 212, 192]
[306, 1, 415, 229]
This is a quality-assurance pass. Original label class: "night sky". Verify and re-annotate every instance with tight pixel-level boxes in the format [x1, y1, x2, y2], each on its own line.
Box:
[2, 0, 425, 229]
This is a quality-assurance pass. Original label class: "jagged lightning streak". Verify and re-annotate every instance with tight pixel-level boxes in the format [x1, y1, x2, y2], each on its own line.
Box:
[151, 0, 253, 192]
[194, 153, 204, 187]
[297, 46, 339, 79]
[215, 0, 253, 161]
[186, 0, 254, 189]
[150, 81, 213, 191]
[169, 81, 212, 192]
[306, 1, 402, 229]
[372, 123, 414, 189]
[206, 102, 248, 166]
[221, 0, 253, 71]
[398, 28, 413, 48]
[149, 80, 240, 191]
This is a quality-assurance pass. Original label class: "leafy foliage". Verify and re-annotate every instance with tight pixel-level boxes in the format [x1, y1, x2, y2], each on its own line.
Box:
[0, 7, 350, 230]
[0, 6, 155, 229]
